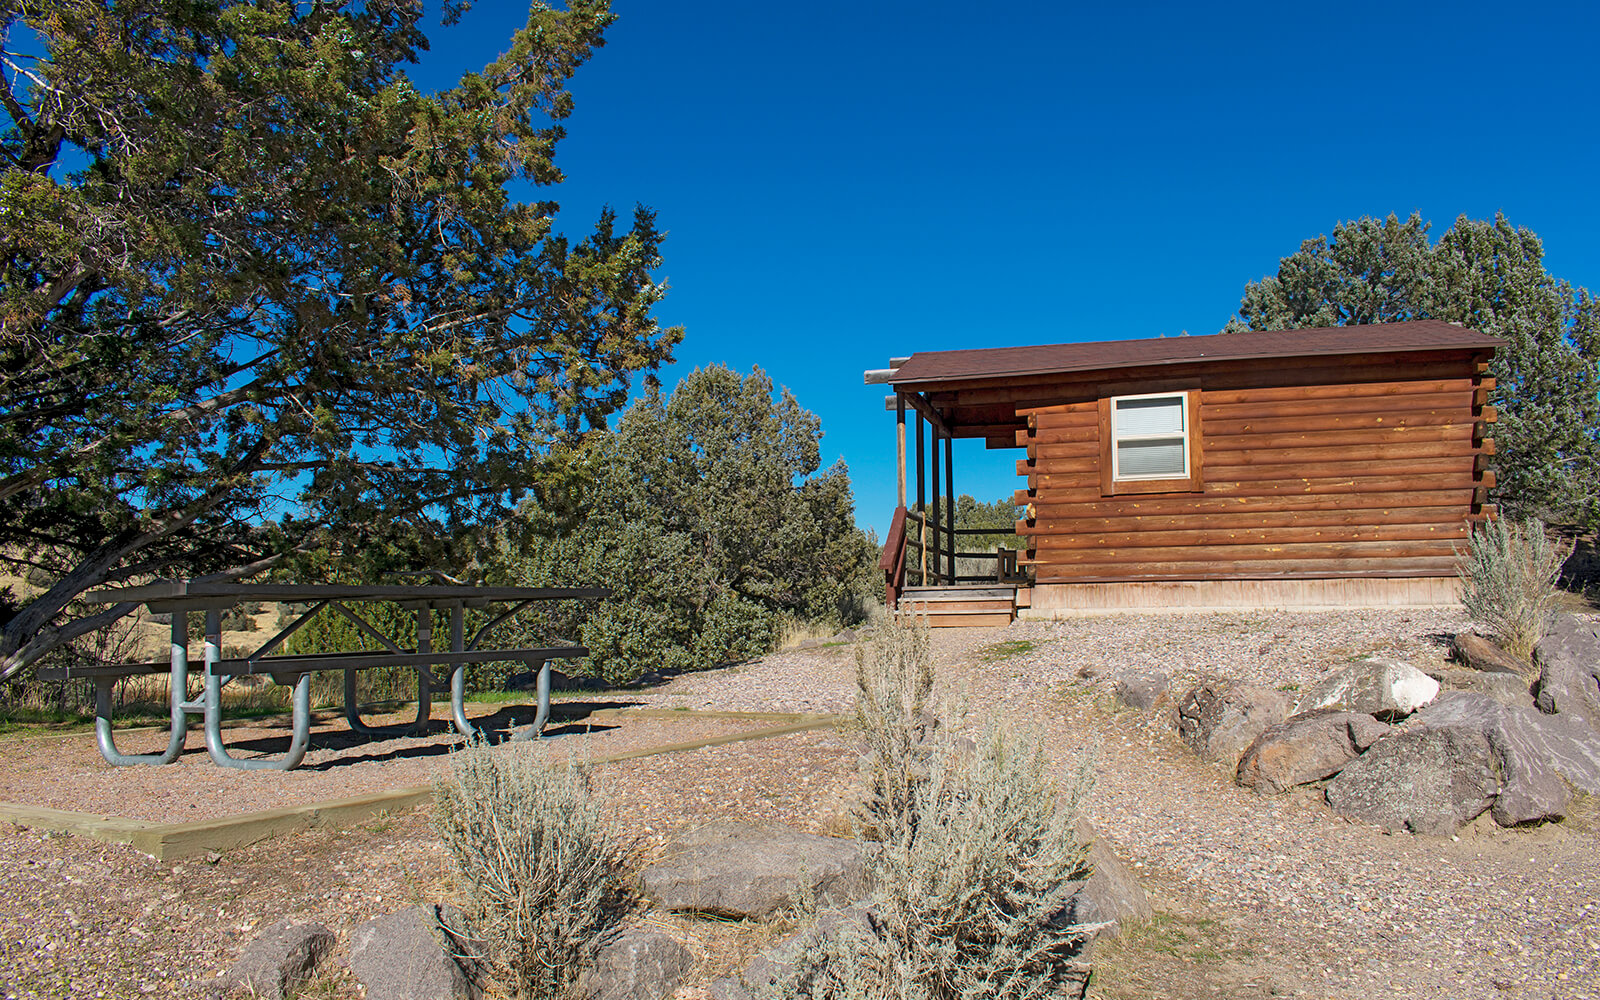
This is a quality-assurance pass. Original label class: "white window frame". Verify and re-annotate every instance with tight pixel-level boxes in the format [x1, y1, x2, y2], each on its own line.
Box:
[1109, 390, 1191, 482]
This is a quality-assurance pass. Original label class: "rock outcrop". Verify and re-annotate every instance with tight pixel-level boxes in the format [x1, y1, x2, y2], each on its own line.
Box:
[1428, 666, 1535, 710]
[579, 929, 694, 1000]
[1058, 822, 1153, 931]
[1324, 725, 1499, 835]
[349, 905, 480, 1000]
[1176, 681, 1290, 766]
[1416, 691, 1600, 825]
[1292, 657, 1439, 720]
[639, 821, 870, 919]
[212, 919, 334, 1000]
[1113, 670, 1170, 711]
[1326, 690, 1600, 832]
[1533, 615, 1600, 730]
[1452, 632, 1533, 678]
[1236, 709, 1391, 795]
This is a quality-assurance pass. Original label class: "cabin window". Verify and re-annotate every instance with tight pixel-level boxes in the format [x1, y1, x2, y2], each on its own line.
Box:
[1098, 390, 1202, 495]
[1112, 393, 1188, 479]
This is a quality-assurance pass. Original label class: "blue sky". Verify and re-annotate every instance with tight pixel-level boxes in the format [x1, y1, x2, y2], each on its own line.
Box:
[414, 0, 1600, 537]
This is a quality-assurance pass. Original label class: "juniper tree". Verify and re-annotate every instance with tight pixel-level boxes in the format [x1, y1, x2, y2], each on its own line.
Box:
[1225, 213, 1600, 527]
[0, 0, 682, 681]
[491, 366, 879, 683]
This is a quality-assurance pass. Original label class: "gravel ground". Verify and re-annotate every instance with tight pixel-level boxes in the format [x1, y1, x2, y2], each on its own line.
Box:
[3, 607, 1597, 999]
[0, 702, 801, 822]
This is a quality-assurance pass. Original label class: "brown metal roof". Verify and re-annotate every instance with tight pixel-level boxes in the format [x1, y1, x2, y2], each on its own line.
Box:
[888, 320, 1503, 386]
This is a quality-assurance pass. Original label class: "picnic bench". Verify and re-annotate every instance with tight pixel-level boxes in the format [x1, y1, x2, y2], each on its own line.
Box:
[38, 580, 606, 771]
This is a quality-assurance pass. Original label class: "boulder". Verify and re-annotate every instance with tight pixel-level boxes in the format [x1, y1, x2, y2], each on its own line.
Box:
[739, 903, 875, 994]
[579, 929, 693, 1000]
[1533, 615, 1600, 731]
[639, 821, 870, 920]
[707, 979, 753, 1000]
[1416, 692, 1600, 825]
[1057, 822, 1152, 932]
[1452, 632, 1533, 677]
[213, 919, 334, 1000]
[1325, 724, 1499, 835]
[349, 905, 480, 1000]
[1176, 681, 1290, 766]
[1429, 666, 1535, 710]
[1113, 670, 1170, 711]
[1236, 709, 1392, 795]
[1293, 657, 1439, 720]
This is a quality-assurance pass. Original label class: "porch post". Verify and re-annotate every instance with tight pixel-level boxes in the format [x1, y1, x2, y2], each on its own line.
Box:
[944, 432, 956, 584]
[930, 420, 941, 584]
[896, 393, 906, 508]
[915, 410, 925, 514]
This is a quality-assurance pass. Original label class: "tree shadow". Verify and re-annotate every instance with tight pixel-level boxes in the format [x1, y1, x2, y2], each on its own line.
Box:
[203, 698, 641, 769]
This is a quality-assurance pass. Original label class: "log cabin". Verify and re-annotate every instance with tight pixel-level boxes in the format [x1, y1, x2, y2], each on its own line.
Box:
[866, 320, 1502, 626]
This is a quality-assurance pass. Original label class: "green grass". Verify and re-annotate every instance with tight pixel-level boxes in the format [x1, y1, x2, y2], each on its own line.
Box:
[0, 706, 98, 736]
[464, 687, 631, 704]
[977, 639, 1037, 661]
[1087, 911, 1254, 999]
[0, 697, 330, 737]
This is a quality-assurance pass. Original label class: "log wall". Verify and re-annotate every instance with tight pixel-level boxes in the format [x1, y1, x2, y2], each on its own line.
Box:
[1007, 350, 1495, 584]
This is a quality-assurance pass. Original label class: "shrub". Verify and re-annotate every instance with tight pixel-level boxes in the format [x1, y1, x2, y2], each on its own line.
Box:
[764, 617, 1095, 1000]
[1455, 517, 1571, 658]
[432, 741, 634, 999]
[492, 366, 881, 683]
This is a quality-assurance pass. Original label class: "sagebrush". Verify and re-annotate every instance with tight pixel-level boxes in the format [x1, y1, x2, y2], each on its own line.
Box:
[764, 616, 1095, 1000]
[432, 741, 634, 999]
[1455, 517, 1571, 658]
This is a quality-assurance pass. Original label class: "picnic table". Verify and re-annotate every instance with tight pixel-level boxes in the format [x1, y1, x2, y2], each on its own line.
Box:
[38, 580, 606, 771]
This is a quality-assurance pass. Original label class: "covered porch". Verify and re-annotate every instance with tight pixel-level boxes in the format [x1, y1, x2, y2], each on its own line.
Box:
[867, 358, 1032, 627]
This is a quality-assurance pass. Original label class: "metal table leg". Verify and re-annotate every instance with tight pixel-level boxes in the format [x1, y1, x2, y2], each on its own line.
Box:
[447, 605, 483, 738]
[200, 609, 312, 770]
[333, 600, 431, 738]
[508, 660, 552, 741]
[94, 615, 193, 766]
[343, 664, 431, 737]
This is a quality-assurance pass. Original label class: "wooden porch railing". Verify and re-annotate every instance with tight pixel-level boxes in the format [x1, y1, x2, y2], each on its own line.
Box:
[882, 507, 1030, 605]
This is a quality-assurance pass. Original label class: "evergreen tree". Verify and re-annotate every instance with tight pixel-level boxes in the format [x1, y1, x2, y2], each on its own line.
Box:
[492, 366, 878, 683]
[0, 1, 681, 680]
[1226, 213, 1600, 525]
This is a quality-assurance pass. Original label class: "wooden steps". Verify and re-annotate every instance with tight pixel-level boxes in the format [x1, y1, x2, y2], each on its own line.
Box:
[896, 586, 1017, 628]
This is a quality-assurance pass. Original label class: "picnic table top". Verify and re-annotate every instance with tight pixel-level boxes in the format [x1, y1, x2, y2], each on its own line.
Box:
[84, 580, 608, 607]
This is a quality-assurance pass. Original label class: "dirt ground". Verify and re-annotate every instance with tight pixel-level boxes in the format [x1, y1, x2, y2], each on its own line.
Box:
[2, 611, 1597, 1000]
[0, 699, 810, 823]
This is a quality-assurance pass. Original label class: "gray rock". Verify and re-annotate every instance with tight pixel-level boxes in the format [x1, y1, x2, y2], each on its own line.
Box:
[1113, 670, 1170, 710]
[579, 929, 693, 1000]
[1293, 656, 1440, 720]
[1452, 632, 1533, 677]
[740, 903, 875, 993]
[1176, 681, 1290, 766]
[349, 905, 479, 1000]
[214, 919, 334, 1000]
[1416, 691, 1600, 826]
[1058, 822, 1152, 932]
[1533, 615, 1600, 730]
[707, 978, 753, 1000]
[640, 821, 870, 919]
[1325, 725, 1499, 835]
[1236, 709, 1392, 795]
[1430, 666, 1535, 710]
